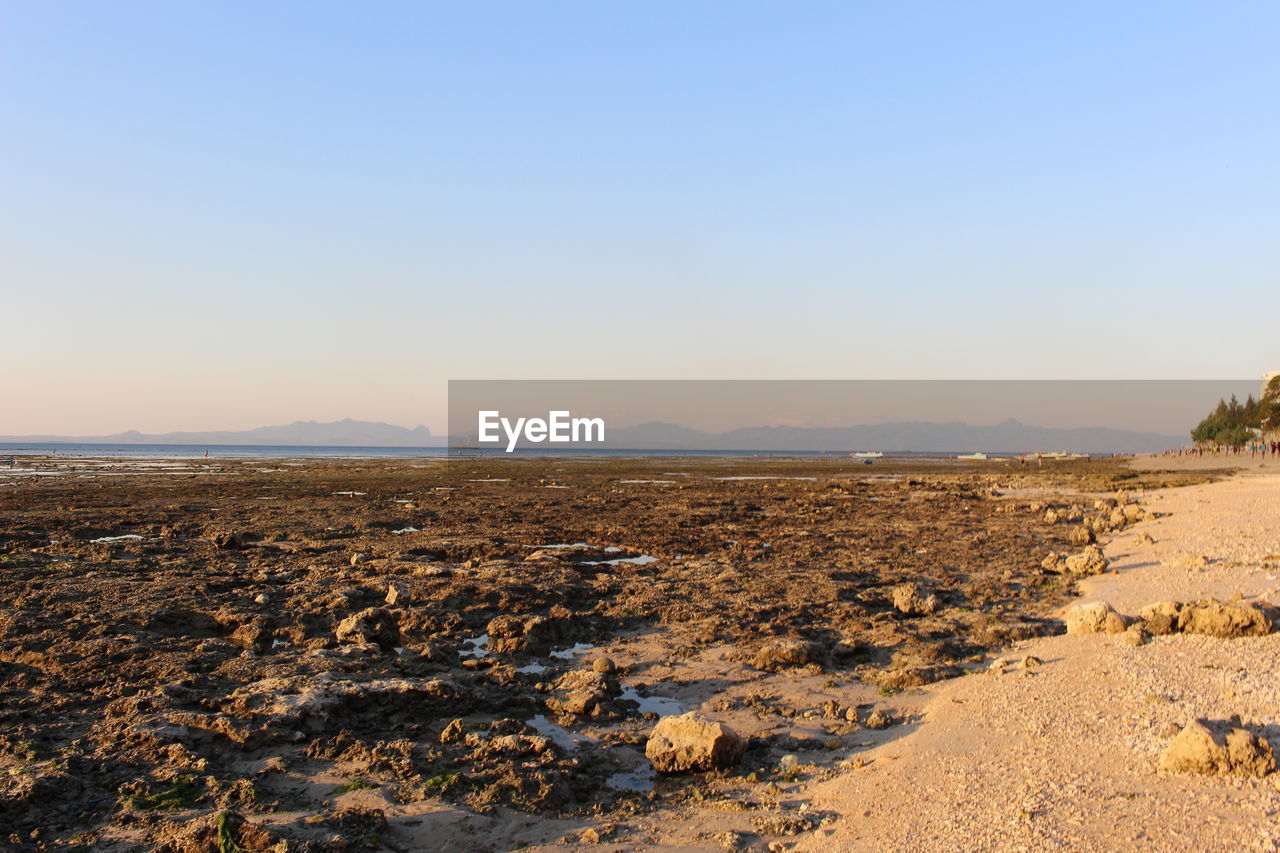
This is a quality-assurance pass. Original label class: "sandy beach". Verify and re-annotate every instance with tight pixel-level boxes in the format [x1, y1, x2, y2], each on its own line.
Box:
[797, 467, 1280, 852]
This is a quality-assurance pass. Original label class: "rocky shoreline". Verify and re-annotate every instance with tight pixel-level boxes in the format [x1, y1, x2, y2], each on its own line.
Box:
[0, 455, 1223, 850]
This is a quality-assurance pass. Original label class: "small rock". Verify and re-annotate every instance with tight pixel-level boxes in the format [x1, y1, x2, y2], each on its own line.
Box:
[1122, 626, 1149, 646]
[253, 593, 269, 605]
[1068, 526, 1096, 546]
[1158, 720, 1276, 777]
[1139, 601, 1182, 635]
[212, 531, 256, 550]
[892, 582, 940, 617]
[1064, 601, 1128, 634]
[335, 607, 399, 649]
[385, 582, 409, 606]
[715, 830, 748, 851]
[864, 709, 893, 730]
[350, 552, 369, 567]
[546, 688, 606, 717]
[1064, 545, 1109, 576]
[439, 718, 466, 744]
[752, 639, 815, 672]
[591, 657, 617, 674]
[1041, 552, 1065, 572]
[1177, 600, 1273, 638]
[1172, 553, 1210, 569]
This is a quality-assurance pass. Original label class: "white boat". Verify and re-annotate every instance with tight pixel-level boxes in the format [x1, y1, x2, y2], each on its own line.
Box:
[850, 451, 884, 458]
[957, 452, 989, 460]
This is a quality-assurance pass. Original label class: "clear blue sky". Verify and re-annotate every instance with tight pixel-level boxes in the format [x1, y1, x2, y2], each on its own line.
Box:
[2, 2, 1276, 434]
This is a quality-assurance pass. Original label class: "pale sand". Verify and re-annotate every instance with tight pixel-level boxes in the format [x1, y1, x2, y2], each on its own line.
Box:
[803, 471, 1280, 852]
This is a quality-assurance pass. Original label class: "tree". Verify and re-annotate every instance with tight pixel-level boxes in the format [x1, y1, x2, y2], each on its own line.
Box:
[1190, 392, 1264, 447]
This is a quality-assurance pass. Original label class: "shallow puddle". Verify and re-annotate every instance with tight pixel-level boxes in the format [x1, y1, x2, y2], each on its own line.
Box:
[527, 714, 594, 751]
[606, 765, 656, 792]
[620, 687, 683, 717]
[460, 634, 490, 659]
[549, 642, 595, 660]
[586, 554, 658, 567]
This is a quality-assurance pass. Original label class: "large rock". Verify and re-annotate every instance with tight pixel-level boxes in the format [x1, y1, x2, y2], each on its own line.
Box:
[891, 582, 940, 617]
[1064, 601, 1128, 634]
[1177, 601, 1273, 638]
[1064, 545, 1109, 576]
[752, 639, 815, 672]
[1158, 720, 1275, 777]
[645, 712, 746, 773]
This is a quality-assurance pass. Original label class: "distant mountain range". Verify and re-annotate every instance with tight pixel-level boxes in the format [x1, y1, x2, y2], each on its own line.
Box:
[3, 417, 1186, 453]
[0, 419, 443, 447]
[599, 419, 1182, 453]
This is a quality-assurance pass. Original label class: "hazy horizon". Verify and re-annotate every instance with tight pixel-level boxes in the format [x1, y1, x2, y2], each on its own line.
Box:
[4, 3, 1278, 435]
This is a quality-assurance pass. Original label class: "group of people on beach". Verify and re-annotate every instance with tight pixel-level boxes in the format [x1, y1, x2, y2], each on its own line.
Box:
[1163, 441, 1279, 458]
